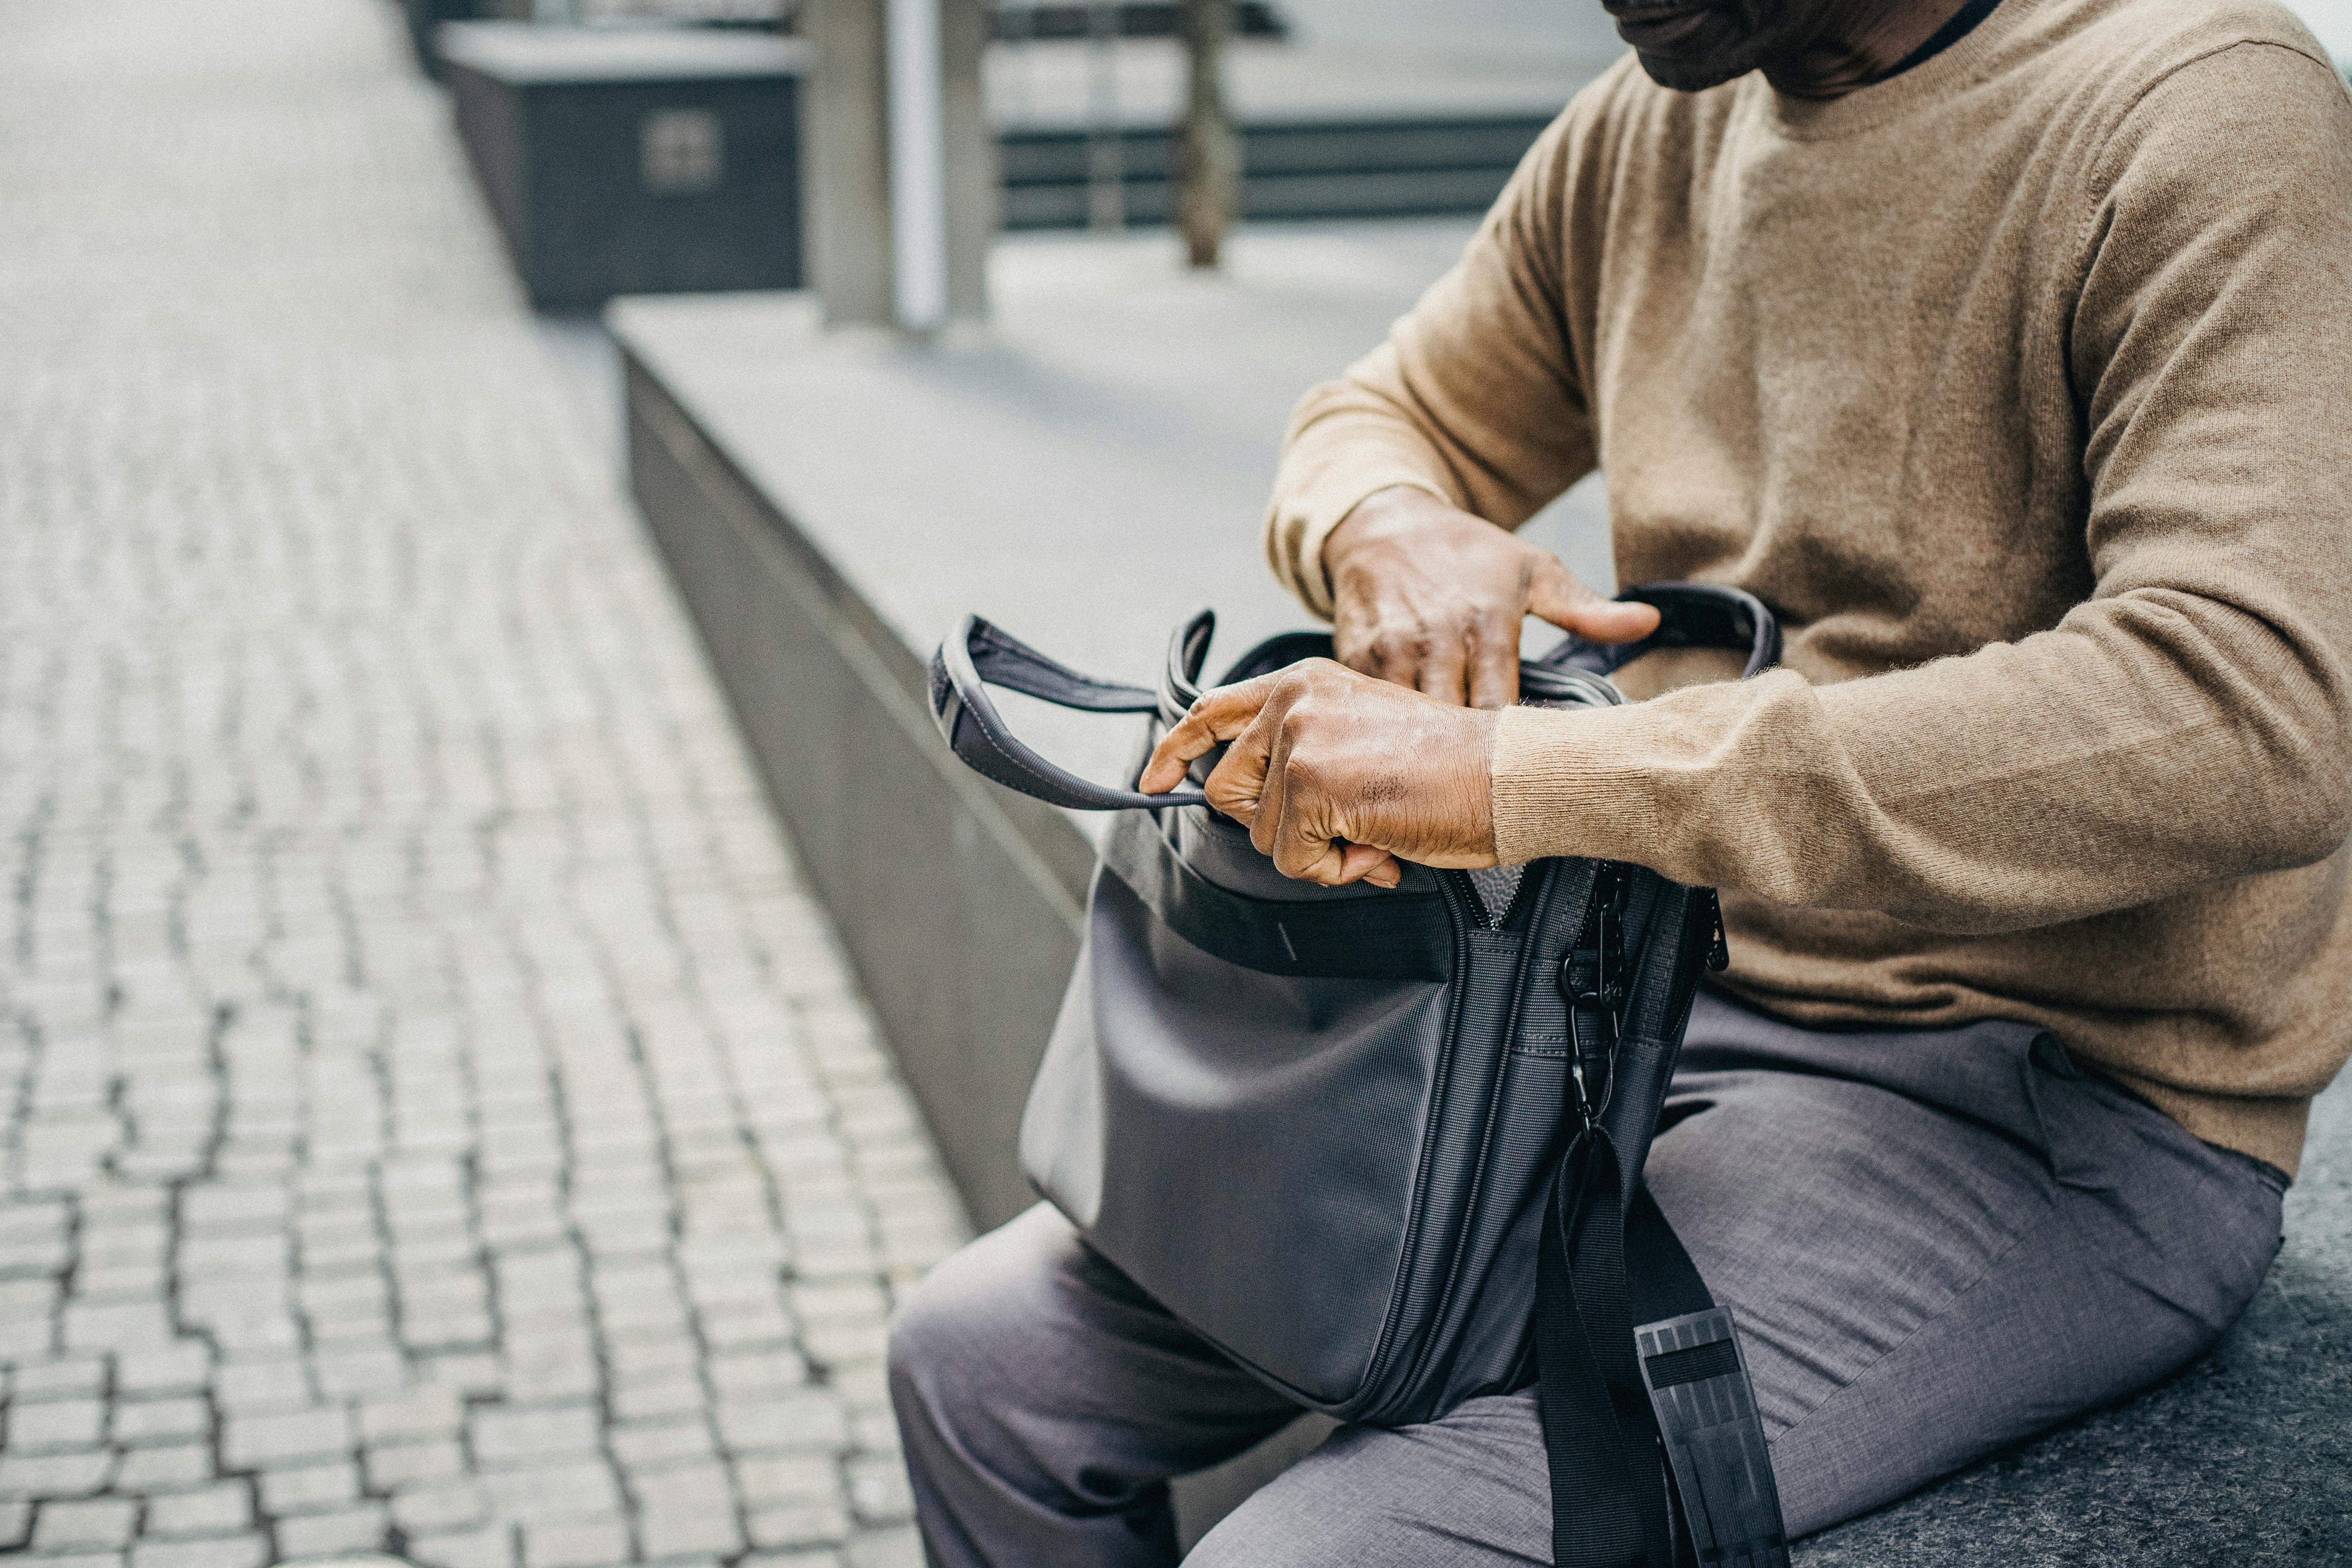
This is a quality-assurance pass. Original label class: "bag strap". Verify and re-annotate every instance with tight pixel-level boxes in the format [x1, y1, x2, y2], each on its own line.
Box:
[1539, 1154, 1790, 1568]
[928, 613, 1211, 812]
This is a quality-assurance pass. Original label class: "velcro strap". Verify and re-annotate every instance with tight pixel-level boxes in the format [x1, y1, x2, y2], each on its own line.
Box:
[1636, 1308, 1791, 1568]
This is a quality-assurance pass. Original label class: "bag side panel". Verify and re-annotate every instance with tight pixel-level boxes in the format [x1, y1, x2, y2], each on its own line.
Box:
[1034, 871, 1450, 1410]
[1019, 889, 1109, 1227]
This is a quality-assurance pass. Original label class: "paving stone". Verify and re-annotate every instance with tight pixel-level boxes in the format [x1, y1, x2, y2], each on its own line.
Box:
[4, 1353, 102, 1396]
[518, 1515, 632, 1568]
[220, 1406, 352, 1470]
[480, 1461, 622, 1526]
[735, 1455, 842, 1506]
[126, 1536, 269, 1568]
[255, 1461, 360, 1517]
[468, 1405, 601, 1467]
[31, 1498, 139, 1551]
[178, 1186, 289, 1234]
[114, 1345, 212, 1396]
[388, 1479, 494, 1537]
[140, 1483, 251, 1540]
[842, 1528, 925, 1568]
[844, 1456, 913, 1527]
[628, 1460, 739, 1555]
[110, 1397, 210, 1446]
[270, 1501, 389, 1557]
[111, 1445, 216, 1492]
[707, 1350, 812, 1397]
[406, 1523, 516, 1568]
[0, 1500, 29, 1550]
[8, 1398, 108, 1450]
[746, 1503, 853, 1552]
[0, 1449, 115, 1500]
[364, 1437, 467, 1490]
[715, 1394, 851, 1455]
[209, 1360, 310, 1416]
[608, 1417, 717, 1472]
[610, 1376, 708, 1425]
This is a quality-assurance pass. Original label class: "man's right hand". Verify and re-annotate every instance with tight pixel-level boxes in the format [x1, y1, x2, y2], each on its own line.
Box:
[1323, 487, 1660, 709]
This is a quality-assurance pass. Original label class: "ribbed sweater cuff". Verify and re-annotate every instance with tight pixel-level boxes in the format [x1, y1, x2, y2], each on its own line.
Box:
[1489, 701, 1674, 867]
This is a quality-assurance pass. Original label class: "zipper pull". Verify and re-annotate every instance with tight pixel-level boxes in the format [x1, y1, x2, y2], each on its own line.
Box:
[1701, 888, 1730, 972]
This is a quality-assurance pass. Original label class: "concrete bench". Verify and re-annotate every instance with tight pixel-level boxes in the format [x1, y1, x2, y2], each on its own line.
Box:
[609, 223, 2352, 1560]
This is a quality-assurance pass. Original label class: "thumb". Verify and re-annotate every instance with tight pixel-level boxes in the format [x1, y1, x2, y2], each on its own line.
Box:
[1527, 558, 1659, 645]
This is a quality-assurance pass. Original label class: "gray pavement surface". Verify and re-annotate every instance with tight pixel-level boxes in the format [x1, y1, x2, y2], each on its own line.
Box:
[0, 2, 961, 1566]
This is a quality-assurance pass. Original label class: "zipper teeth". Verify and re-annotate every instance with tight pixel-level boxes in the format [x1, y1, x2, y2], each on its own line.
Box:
[1356, 868, 1478, 1404]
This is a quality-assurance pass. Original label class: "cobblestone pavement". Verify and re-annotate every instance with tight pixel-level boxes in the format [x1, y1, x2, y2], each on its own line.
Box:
[0, 2, 965, 1566]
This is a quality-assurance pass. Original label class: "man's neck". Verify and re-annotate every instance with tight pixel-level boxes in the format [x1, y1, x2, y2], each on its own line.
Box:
[1765, 0, 1985, 100]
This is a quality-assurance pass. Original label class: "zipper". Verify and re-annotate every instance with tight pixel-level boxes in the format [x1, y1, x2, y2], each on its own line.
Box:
[1352, 866, 1481, 1409]
[1701, 887, 1730, 971]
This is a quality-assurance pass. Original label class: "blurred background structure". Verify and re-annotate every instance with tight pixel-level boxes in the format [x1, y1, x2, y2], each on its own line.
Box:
[2, 0, 2348, 1564]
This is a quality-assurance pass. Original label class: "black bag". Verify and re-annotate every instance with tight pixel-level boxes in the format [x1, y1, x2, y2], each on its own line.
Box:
[929, 583, 1791, 1568]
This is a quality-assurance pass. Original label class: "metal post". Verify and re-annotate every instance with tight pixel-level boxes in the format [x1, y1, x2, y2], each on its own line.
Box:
[1176, 0, 1237, 269]
[1085, 0, 1124, 232]
[886, 0, 950, 331]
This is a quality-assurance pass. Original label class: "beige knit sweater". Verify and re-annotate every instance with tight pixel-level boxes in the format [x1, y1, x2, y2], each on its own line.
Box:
[1266, 0, 2352, 1176]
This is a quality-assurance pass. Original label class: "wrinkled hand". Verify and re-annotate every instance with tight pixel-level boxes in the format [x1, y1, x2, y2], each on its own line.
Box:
[1139, 659, 1499, 889]
[1326, 487, 1659, 707]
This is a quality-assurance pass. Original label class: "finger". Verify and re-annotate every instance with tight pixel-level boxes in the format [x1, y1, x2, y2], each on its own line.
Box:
[1141, 673, 1279, 793]
[1527, 557, 1661, 645]
[1266, 765, 1351, 885]
[1332, 619, 1385, 681]
[1465, 607, 1521, 711]
[1335, 842, 1402, 888]
[1414, 632, 1471, 707]
[1244, 711, 1298, 860]
[1201, 701, 1278, 828]
[1343, 626, 1410, 687]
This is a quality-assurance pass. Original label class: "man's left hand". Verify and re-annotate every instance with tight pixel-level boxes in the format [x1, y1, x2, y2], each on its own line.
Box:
[1139, 659, 1500, 889]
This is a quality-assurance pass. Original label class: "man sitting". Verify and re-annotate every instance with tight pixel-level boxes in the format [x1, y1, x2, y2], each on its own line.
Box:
[888, 0, 2352, 1558]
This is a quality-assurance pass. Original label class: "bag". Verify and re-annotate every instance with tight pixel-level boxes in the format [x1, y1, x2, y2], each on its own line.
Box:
[929, 584, 1790, 1568]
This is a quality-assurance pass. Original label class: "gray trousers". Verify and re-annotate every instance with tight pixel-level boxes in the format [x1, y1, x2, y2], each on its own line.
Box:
[888, 990, 2286, 1565]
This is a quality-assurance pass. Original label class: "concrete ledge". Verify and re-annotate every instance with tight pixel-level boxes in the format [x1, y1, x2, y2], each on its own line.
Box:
[624, 341, 1089, 1231]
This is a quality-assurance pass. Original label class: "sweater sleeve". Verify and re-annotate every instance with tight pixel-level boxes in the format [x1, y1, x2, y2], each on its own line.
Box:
[1260, 85, 1609, 617]
[1490, 43, 2352, 933]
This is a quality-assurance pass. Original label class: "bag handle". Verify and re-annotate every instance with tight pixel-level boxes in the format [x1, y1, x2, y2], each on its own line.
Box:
[928, 584, 1784, 813]
[1541, 582, 1780, 681]
[930, 613, 1211, 811]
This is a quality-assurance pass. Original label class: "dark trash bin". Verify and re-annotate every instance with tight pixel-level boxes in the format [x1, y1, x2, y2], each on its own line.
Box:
[437, 23, 807, 310]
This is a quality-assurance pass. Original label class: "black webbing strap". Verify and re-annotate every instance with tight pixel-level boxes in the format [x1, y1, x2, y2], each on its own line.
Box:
[1538, 1139, 1790, 1568]
[1538, 1129, 1678, 1568]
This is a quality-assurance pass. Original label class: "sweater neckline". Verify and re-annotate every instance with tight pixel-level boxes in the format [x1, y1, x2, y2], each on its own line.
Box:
[1764, 0, 2038, 139]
